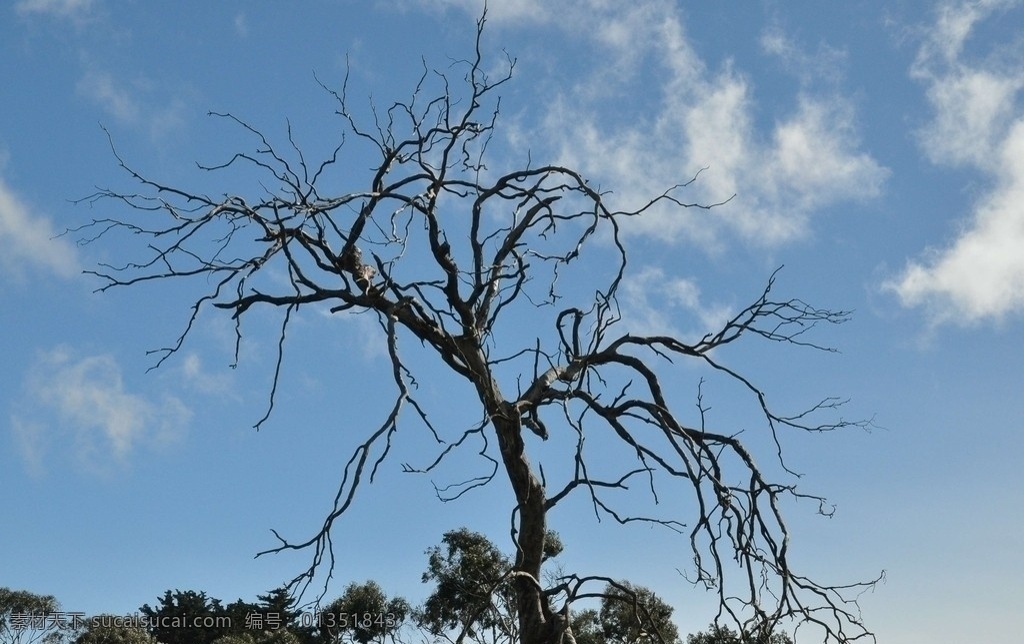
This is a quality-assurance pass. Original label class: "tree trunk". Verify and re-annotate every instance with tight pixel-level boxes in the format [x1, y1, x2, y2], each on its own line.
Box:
[493, 409, 570, 644]
[457, 335, 569, 644]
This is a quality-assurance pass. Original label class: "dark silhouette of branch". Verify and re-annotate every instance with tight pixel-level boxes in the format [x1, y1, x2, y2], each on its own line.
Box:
[73, 10, 879, 644]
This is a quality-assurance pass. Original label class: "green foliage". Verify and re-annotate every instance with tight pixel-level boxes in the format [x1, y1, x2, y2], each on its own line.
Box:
[263, 631, 305, 644]
[569, 584, 679, 644]
[229, 586, 311, 643]
[413, 527, 568, 644]
[542, 532, 564, 561]
[254, 588, 300, 628]
[212, 631, 303, 644]
[138, 587, 310, 644]
[318, 581, 408, 644]
[73, 617, 157, 644]
[256, 631, 304, 644]
[417, 528, 516, 642]
[598, 583, 679, 644]
[220, 600, 260, 639]
[685, 624, 792, 644]
[139, 589, 230, 644]
[210, 635, 257, 644]
[570, 609, 604, 644]
[0, 588, 63, 644]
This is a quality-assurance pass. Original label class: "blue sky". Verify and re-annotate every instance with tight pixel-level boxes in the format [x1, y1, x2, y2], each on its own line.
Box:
[2, 1, 1023, 642]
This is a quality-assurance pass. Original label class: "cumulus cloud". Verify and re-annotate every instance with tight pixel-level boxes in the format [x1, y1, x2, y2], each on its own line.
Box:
[885, 0, 1024, 324]
[11, 347, 190, 475]
[0, 167, 80, 282]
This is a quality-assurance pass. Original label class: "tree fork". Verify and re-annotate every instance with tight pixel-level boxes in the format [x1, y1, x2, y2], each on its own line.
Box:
[76, 10, 880, 644]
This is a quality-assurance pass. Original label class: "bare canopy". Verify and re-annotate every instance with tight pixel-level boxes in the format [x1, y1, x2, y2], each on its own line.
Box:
[75, 12, 880, 644]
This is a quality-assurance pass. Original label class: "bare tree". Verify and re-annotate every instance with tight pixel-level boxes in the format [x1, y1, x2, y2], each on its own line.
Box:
[74, 12, 880, 644]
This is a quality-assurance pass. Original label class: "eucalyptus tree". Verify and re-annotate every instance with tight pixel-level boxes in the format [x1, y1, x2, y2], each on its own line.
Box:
[591, 583, 680, 644]
[73, 618, 157, 644]
[417, 528, 521, 644]
[686, 624, 793, 644]
[76, 10, 878, 644]
[417, 529, 678, 644]
[0, 588, 64, 644]
[318, 581, 408, 644]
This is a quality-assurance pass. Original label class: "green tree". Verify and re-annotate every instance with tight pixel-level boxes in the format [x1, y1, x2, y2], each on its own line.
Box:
[568, 584, 680, 644]
[686, 624, 792, 644]
[418, 529, 518, 644]
[595, 583, 679, 644]
[257, 631, 304, 644]
[221, 600, 260, 640]
[139, 590, 230, 644]
[570, 610, 603, 644]
[0, 588, 63, 644]
[73, 617, 157, 644]
[226, 587, 311, 643]
[212, 631, 304, 644]
[417, 529, 672, 644]
[210, 635, 257, 644]
[318, 582, 408, 644]
[138, 586, 312, 644]
[254, 588, 300, 629]
[83, 11, 879, 644]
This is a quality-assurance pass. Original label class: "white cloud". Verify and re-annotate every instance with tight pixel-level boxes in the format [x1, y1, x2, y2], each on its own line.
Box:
[404, 2, 887, 250]
[15, 0, 92, 19]
[11, 347, 190, 474]
[77, 69, 142, 124]
[406, 0, 549, 23]
[760, 25, 846, 86]
[886, 0, 1024, 324]
[527, 1, 887, 249]
[915, 0, 1019, 67]
[234, 12, 248, 37]
[619, 266, 732, 339]
[179, 351, 236, 395]
[772, 98, 884, 208]
[11, 417, 47, 477]
[76, 68, 186, 139]
[0, 168, 80, 282]
[318, 306, 389, 360]
[916, 69, 1023, 168]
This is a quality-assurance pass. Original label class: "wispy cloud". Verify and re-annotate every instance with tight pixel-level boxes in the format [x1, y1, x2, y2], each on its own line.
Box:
[760, 25, 847, 86]
[0, 164, 81, 282]
[76, 67, 186, 139]
[885, 0, 1024, 325]
[11, 347, 190, 475]
[619, 266, 732, 339]
[233, 12, 248, 38]
[406, 0, 549, 23]
[522, 1, 886, 249]
[317, 306, 389, 360]
[14, 0, 93, 19]
[77, 69, 141, 123]
[400, 2, 886, 249]
[179, 351, 236, 395]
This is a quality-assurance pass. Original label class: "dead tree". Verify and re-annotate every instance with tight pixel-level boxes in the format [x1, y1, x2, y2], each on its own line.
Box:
[75, 13, 880, 644]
